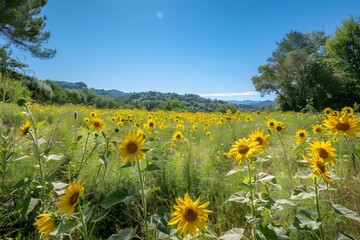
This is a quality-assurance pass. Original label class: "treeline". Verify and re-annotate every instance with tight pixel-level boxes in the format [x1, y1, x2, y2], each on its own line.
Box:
[0, 73, 242, 112]
[252, 16, 360, 111]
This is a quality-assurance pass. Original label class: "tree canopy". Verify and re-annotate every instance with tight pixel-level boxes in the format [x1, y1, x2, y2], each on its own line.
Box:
[0, 0, 55, 62]
[252, 16, 360, 111]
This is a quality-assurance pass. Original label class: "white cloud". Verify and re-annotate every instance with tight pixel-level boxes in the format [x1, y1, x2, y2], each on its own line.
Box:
[199, 92, 260, 97]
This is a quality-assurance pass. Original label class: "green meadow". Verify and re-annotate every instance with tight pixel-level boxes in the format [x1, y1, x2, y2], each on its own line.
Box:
[1, 102, 360, 239]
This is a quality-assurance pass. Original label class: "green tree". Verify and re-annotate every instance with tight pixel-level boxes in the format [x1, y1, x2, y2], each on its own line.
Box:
[325, 16, 360, 102]
[251, 30, 338, 111]
[0, 0, 55, 59]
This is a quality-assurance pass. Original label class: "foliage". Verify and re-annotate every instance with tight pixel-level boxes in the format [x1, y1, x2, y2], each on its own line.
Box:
[0, 0, 55, 59]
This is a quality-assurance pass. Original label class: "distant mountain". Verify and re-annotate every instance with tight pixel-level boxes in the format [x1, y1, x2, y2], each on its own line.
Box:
[228, 100, 276, 110]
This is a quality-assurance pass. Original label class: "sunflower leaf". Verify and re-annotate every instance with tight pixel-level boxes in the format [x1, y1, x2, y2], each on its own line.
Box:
[106, 227, 137, 240]
[218, 228, 245, 240]
[100, 188, 135, 209]
[337, 232, 359, 240]
[290, 185, 315, 200]
[226, 165, 244, 176]
[255, 172, 276, 182]
[292, 208, 321, 230]
[226, 191, 250, 204]
[330, 203, 360, 222]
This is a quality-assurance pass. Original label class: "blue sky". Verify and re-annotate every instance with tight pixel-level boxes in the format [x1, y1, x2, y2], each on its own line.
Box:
[14, 0, 360, 101]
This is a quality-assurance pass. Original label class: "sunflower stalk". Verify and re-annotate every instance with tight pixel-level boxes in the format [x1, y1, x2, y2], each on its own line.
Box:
[246, 159, 256, 240]
[277, 131, 291, 176]
[136, 158, 150, 240]
[314, 177, 325, 240]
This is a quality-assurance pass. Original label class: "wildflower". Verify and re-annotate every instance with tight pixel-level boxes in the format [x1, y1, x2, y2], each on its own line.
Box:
[89, 116, 105, 132]
[227, 138, 261, 165]
[324, 107, 333, 115]
[308, 139, 336, 165]
[168, 193, 211, 237]
[34, 213, 57, 239]
[119, 131, 147, 164]
[173, 131, 185, 141]
[19, 120, 30, 137]
[275, 121, 285, 132]
[324, 112, 360, 137]
[249, 129, 269, 149]
[311, 124, 322, 135]
[303, 154, 333, 185]
[57, 182, 84, 217]
[342, 106, 354, 115]
[267, 119, 276, 129]
[295, 128, 308, 144]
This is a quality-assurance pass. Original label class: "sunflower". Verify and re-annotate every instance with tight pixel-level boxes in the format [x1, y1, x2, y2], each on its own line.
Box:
[311, 124, 323, 135]
[295, 128, 308, 144]
[19, 120, 30, 137]
[308, 139, 336, 165]
[89, 116, 105, 132]
[267, 119, 276, 129]
[342, 106, 354, 115]
[324, 112, 360, 137]
[34, 213, 57, 239]
[249, 129, 269, 149]
[227, 138, 261, 165]
[303, 154, 332, 185]
[168, 193, 211, 237]
[323, 107, 333, 115]
[275, 121, 285, 132]
[57, 182, 84, 217]
[119, 131, 147, 164]
[173, 131, 185, 141]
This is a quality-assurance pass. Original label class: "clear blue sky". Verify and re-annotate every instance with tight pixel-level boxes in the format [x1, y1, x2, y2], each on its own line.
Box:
[15, 0, 360, 101]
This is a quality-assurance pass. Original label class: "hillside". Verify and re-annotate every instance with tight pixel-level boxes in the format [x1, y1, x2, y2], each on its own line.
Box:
[228, 100, 276, 110]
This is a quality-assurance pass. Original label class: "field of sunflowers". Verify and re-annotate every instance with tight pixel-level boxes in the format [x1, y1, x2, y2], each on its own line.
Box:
[1, 100, 360, 240]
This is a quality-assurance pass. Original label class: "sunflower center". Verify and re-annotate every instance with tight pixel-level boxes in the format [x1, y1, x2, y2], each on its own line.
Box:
[176, 134, 181, 139]
[70, 193, 80, 205]
[315, 128, 321, 133]
[94, 121, 100, 127]
[318, 148, 329, 159]
[238, 145, 249, 154]
[126, 142, 138, 154]
[149, 122, 154, 127]
[256, 137, 263, 145]
[276, 126, 282, 132]
[269, 122, 275, 127]
[184, 206, 198, 221]
[316, 161, 326, 173]
[299, 132, 305, 138]
[336, 122, 350, 131]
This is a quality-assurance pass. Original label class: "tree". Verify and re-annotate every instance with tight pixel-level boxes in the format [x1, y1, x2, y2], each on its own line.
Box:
[251, 30, 339, 111]
[0, 0, 55, 59]
[325, 16, 360, 98]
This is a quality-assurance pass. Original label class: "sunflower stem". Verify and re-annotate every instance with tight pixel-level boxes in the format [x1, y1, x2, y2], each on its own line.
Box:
[277, 131, 291, 176]
[79, 205, 89, 240]
[314, 178, 325, 240]
[246, 159, 256, 240]
[136, 158, 149, 240]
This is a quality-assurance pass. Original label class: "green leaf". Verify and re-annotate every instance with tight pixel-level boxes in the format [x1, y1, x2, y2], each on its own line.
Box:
[226, 191, 250, 204]
[218, 228, 245, 240]
[17, 98, 27, 107]
[77, 135, 83, 142]
[56, 221, 76, 235]
[337, 232, 358, 240]
[144, 163, 161, 172]
[292, 209, 321, 230]
[255, 172, 275, 182]
[276, 199, 297, 207]
[100, 188, 135, 209]
[46, 154, 63, 161]
[226, 165, 244, 176]
[295, 170, 313, 179]
[290, 185, 315, 200]
[144, 186, 161, 199]
[36, 119, 47, 128]
[121, 161, 134, 168]
[106, 228, 137, 240]
[330, 203, 360, 222]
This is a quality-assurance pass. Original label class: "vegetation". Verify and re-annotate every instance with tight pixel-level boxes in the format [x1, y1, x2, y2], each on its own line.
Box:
[252, 16, 360, 111]
[0, 101, 360, 239]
